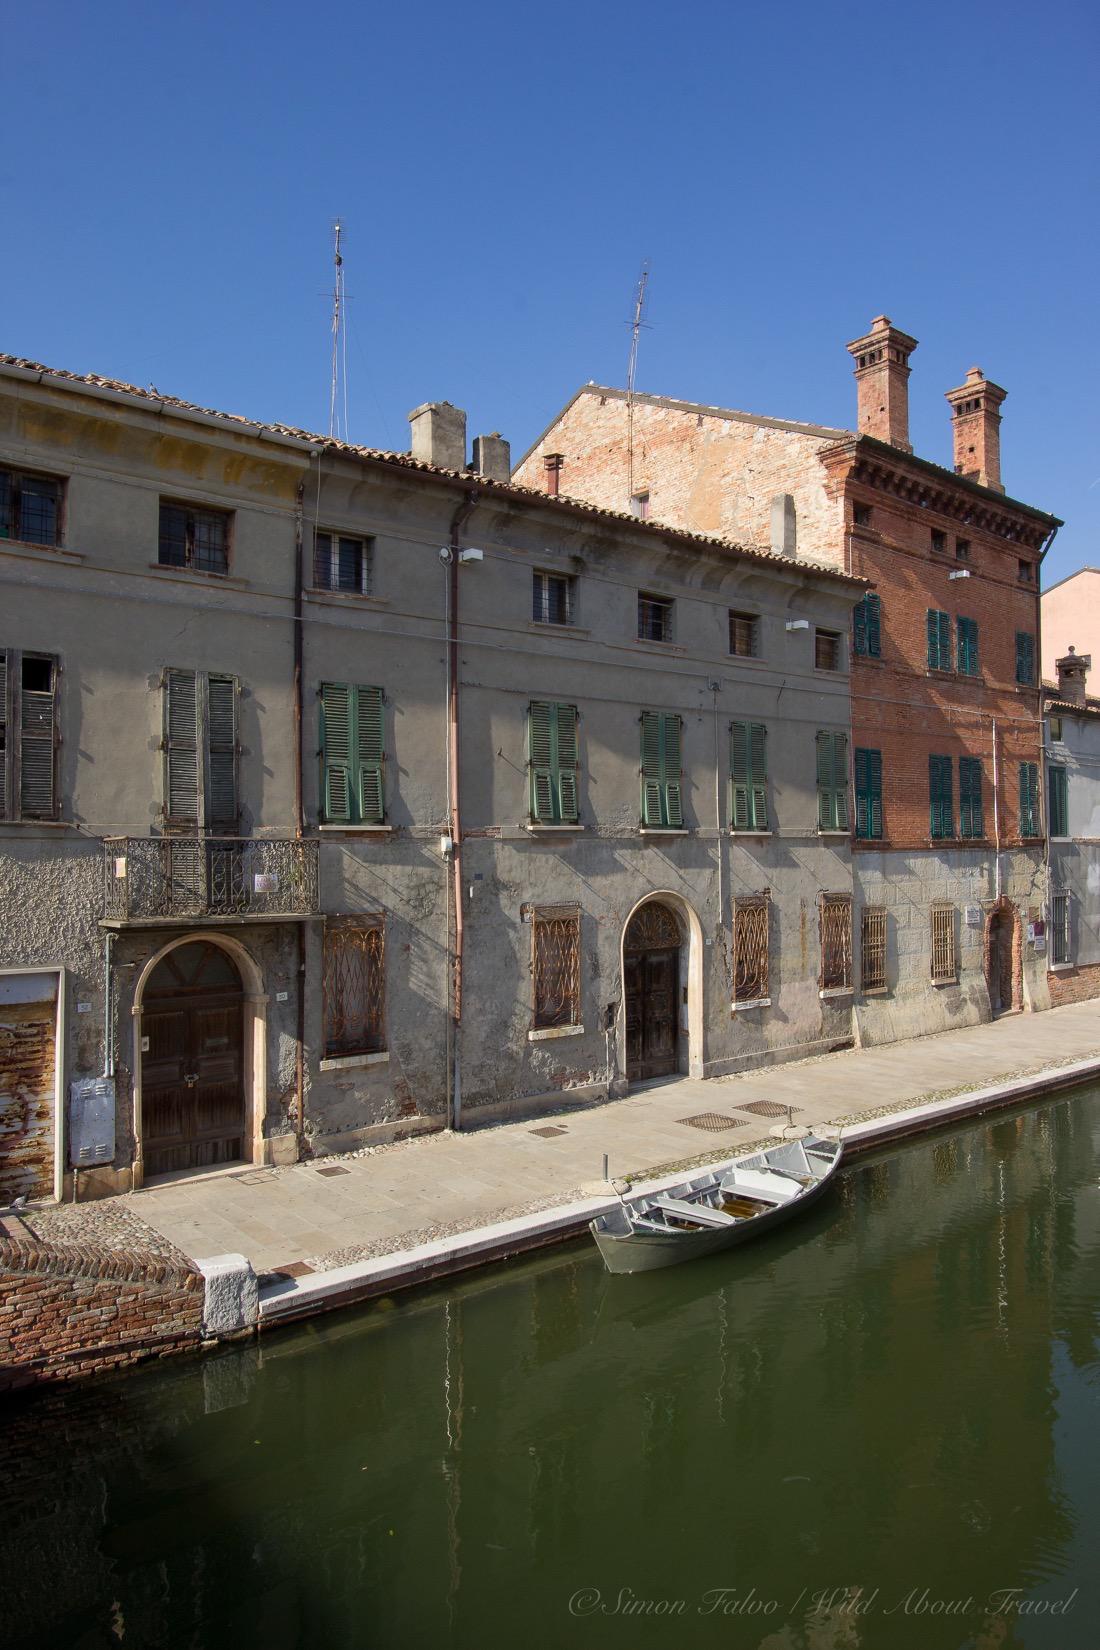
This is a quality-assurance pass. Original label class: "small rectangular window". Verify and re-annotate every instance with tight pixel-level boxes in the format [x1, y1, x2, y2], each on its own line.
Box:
[959, 756, 983, 838]
[853, 593, 881, 658]
[1048, 764, 1068, 838]
[956, 616, 980, 677]
[1051, 891, 1071, 966]
[1015, 632, 1035, 686]
[638, 593, 673, 643]
[816, 731, 849, 831]
[0, 466, 63, 547]
[323, 917, 386, 1057]
[159, 501, 230, 575]
[0, 650, 59, 821]
[640, 711, 684, 828]
[853, 503, 872, 527]
[861, 906, 887, 993]
[1019, 761, 1041, 838]
[931, 528, 947, 554]
[314, 531, 371, 594]
[728, 611, 760, 658]
[734, 896, 769, 1003]
[815, 629, 842, 672]
[529, 701, 579, 823]
[854, 748, 883, 839]
[820, 895, 853, 991]
[930, 906, 956, 984]
[929, 754, 954, 840]
[532, 570, 575, 626]
[1018, 559, 1034, 584]
[630, 492, 650, 520]
[955, 538, 970, 562]
[926, 609, 952, 671]
[1049, 716, 1063, 742]
[532, 906, 581, 1029]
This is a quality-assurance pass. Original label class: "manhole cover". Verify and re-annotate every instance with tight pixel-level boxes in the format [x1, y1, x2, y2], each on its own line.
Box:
[737, 1100, 802, 1119]
[273, 1260, 314, 1278]
[677, 1113, 742, 1133]
[530, 1125, 568, 1138]
[232, 1170, 275, 1185]
[316, 1164, 351, 1177]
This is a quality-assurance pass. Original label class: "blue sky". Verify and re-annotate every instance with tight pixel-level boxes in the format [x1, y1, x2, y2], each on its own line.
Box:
[4, 0, 1098, 579]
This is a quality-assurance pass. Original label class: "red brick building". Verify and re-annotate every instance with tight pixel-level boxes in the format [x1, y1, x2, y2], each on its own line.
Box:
[515, 318, 1061, 1041]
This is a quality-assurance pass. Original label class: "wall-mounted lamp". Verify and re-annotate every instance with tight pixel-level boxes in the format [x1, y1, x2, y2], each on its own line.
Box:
[948, 569, 971, 580]
[785, 619, 811, 632]
[458, 548, 484, 564]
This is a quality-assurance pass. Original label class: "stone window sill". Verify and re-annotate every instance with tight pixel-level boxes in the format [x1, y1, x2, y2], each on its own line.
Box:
[861, 987, 890, 997]
[730, 828, 772, 837]
[305, 587, 388, 608]
[527, 620, 591, 639]
[818, 830, 851, 839]
[819, 986, 853, 1000]
[147, 562, 248, 588]
[854, 837, 888, 846]
[528, 1024, 584, 1041]
[931, 977, 958, 988]
[319, 1050, 389, 1071]
[640, 827, 690, 836]
[1049, 962, 1074, 973]
[318, 823, 393, 834]
[0, 818, 76, 830]
[527, 823, 584, 833]
[853, 653, 885, 665]
[0, 538, 84, 564]
[731, 997, 771, 1013]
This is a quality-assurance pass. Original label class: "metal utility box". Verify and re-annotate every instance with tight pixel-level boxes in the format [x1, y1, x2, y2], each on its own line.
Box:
[69, 1077, 116, 1167]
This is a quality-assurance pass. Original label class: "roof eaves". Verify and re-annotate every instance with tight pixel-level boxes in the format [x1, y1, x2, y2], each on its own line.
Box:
[826, 432, 1062, 527]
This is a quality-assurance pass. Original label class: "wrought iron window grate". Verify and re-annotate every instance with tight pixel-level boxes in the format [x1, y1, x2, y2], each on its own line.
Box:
[821, 895, 853, 990]
[734, 896, 769, 1002]
[930, 905, 956, 983]
[324, 917, 386, 1057]
[532, 906, 581, 1029]
[861, 906, 887, 992]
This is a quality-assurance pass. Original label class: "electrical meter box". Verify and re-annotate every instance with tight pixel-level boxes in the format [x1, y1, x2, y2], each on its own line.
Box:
[69, 1077, 116, 1167]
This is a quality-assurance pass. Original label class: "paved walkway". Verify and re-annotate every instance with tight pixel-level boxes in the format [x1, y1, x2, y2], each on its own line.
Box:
[41, 1001, 1100, 1275]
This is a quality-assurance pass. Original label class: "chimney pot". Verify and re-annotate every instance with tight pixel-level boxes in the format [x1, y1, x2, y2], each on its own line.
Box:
[408, 401, 467, 470]
[945, 368, 1007, 493]
[472, 433, 511, 484]
[846, 315, 918, 452]
[1056, 647, 1090, 707]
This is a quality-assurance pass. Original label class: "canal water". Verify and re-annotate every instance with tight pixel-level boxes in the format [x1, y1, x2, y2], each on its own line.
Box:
[3, 1088, 1099, 1650]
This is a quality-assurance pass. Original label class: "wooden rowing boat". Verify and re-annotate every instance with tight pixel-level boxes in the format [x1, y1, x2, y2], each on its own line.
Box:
[589, 1135, 843, 1274]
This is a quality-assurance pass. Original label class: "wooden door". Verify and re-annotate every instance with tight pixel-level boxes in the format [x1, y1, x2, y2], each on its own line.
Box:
[142, 944, 245, 1175]
[989, 913, 1014, 1016]
[625, 947, 680, 1080]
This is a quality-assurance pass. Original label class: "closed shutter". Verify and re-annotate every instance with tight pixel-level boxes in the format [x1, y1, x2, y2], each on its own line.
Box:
[641, 712, 682, 827]
[19, 657, 57, 820]
[730, 721, 768, 830]
[356, 685, 385, 823]
[663, 714, 683, 826]
[1048, 765, 1068, 837]
[529, 701, 579, 824]
[0, 652, 7, 817]
[206, 674, 238, 832]
[959, 756, 983, 838]
[854, 747, 882, 840]
[164, 669, 200, 830]
[929, 754, 953, 839]
[816, 732, 848, 830]
[1015, 632, 1035, 685]
[1019, 762, 1039, 838]
[320, 681, 353, 823]
[927, 609, 951, 671]
[957, 617, 979, 676]
[854, 594, 881, 657]
[554, 703, 579, 823]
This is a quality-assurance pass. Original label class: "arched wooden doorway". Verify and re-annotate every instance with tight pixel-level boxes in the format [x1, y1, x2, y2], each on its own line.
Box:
[142, 941, 246, 1175]
[986, 904, 1017, 1017]
[624, 901, 681, 1081]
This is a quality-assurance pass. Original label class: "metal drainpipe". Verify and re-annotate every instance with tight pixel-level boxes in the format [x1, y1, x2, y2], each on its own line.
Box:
[710, 680, 725, 959]
[447, 487, 480, 1130]
[992, 715, 1002, 902]
[293, 479, 307, 1157]
[1036, 524, 1059, 926]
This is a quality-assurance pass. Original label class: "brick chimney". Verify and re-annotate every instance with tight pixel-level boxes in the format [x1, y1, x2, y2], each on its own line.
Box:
[1056, 646, 1090, 707]
[543, 453, 564, 497]
[945, 367, 1007, 493]
[472, 433, 510, 483]
[408, 402, 467, 470]
[846, 315, 918, 452]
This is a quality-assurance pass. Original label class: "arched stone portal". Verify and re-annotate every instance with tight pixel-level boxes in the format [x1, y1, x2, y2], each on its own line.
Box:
[620, 895, 705, 1084]
[985, 899, 1021, 1017]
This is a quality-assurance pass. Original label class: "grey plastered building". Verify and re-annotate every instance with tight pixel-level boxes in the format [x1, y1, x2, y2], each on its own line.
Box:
[0, 355, 864, 1201]
[1043, 647, 1100, 1005]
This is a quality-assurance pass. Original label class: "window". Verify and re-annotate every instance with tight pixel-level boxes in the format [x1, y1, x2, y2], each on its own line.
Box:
[528, 701, 579, 824]
[929, 754, 954, 840]
[853, 503, 872, 527]
[532, 906, 581, 1029]
[323, 917, 386, 1057]
[159, 501, 229, 575]
[1049, 716, 1063, 742]
[163, 669, 238, 832]
[640, 712, 684, 828]
[532, 570, 575, 626]
[730, 721, 768, 830]
[1048, 764, 1068, 837]
[630, 492, 650, 520]
[955, 538, 970, 562]
[931, 528, 947, 554]
[854, 748, 883, 839]
[930, 906, 956, 984]
[734, 896, 770, 1003]
[956, 616, 980, 677]
[1019, 761, 1041, 838]
[1015, 632, 1036, 686]
[638, 593, 673, 643]
[853, 592, 882, 658]
[314, 531, 371, 594]
[959, 756, 983, 838]
[0, 467, 62, 547]
[728, 610, 760, 658]
[820, 895, 853, 991]
[1051, 891, 1071, 966]
[926, 609, 952, 671]
[861, 907, 887, 993]
[815, 629, 842, 672]
[816, 731, 849, 831]
[1018, 559, 1034, 584]
[0, 651, 59, 820]
[319, 682, 385, 824]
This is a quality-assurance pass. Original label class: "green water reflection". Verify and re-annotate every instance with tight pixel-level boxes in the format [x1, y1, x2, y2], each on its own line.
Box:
[3, 1088, 1100, 1650]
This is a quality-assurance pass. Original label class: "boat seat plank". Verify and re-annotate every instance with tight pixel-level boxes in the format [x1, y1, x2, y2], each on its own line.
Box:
[651, 1196, 738, 1228]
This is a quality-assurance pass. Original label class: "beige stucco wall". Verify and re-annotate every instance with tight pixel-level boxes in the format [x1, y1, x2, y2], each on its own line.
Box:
[1041, 569, 1100, 680]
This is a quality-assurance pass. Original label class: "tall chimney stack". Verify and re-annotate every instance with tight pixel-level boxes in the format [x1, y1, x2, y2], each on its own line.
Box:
[408, 401, 467, 470]
[544, 453, 564, 497]
[1056, 647, 1089, 708]
[945, 367, 1007, 493]
[846, 315, 918, 451]
[472, 433, 511, 483]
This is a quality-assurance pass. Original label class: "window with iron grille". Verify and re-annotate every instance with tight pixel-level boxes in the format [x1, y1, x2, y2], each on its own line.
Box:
[0, 651, 59, 821]
[815, 629, 842, 671]
[640, 711, 683, 827]
[638, 593, 673, 643]
[319, 682, 385, 825]
[163, 669, 239, 833]
[1048, 764, 1068, 837]
[734, 896, 769, 1003]
[930, 905, 956, 984]
[853, 593, 881, 658]
[532, 570, 575, 626]
[820, 895, 852, 990]
[1019, 761, 1040, 838]
[958, 756, 984, 838]
[955, 538, 970, 562]
[1051, 890, 1071, 966]
[956, 616, 980, 677]
[0, 466, 62, 547]
[931, 528, 947, 554]
[1015, 632, 1035, 686]
[528, 701, 579, 823]
[314, 531, 371, 594]
[532, 906, 581, 1028]
[323, 917, 386, 1057]
[861, 906, 887, 993]
[159, 500, 230, 575]
[929, 754, 954, 840]
[926, 609, 952, 671]
[728, 610, 759, 658]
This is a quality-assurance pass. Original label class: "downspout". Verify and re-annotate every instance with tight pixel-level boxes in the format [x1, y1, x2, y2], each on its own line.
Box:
[992, 715, 1002, 902]
[1036, 525, 1058, 925]
[293, 478, 307, 1158]
[710, 679, 725, 968]
[446, 486, 480, 1129]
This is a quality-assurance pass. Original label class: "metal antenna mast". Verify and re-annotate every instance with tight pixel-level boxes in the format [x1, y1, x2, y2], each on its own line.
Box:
[328, 220, 349, 440]
[626, 261, 650, 501]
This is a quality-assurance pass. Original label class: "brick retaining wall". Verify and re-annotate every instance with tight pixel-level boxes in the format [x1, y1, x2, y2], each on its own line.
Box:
[0, 1233, 204, 1392]
[1047, 963, 1100, 1008]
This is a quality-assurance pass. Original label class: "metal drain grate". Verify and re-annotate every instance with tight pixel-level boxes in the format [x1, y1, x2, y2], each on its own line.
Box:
[316, 1164, 351, 1177]
[273, 1260, 314, 1278]
[737, 1100, 803, 1119]
[677, 1113, 742, 1133]
[530, 1125, 568, 1138]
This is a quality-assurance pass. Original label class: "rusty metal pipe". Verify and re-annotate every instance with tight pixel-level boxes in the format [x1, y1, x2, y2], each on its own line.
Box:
[293, 479, 307, 1156]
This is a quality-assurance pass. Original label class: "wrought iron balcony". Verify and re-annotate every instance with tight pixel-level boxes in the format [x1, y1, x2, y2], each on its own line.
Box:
[103, 836, 319, 924]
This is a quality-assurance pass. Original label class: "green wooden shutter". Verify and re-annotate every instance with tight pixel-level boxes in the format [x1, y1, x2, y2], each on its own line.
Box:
[0, 652, 8, 818]
[854, 747, 882, 839]
[927, 610, 940, 669]
[356, 685, 385, 822]
[853, 597, 867, 656]
[663, 714, 683, 827]
[18, 657, 57, 820]
[165, 668, 200, 829]
[530, 701, 578, 823]
[320, 681, 353, 823]
[929, 754, 953, 839]
[748, 722, 767, 829]
[1048, 765, 1068, 837]
[640, 711, 663, 826]
[817, 732, 848, 829]
[959, 756, 983, 838]
[1019, 762, 1038, 837]
[206, 674, 238, 832]
[555, 703, 579, 823]
[1015, 632, 1035, 685]
[731, 722, 767, 829]
[855, 594, 881, 658]
[957, 617, 979, 676]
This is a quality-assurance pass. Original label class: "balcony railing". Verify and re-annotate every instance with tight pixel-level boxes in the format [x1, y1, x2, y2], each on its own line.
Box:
[103, 836, 319, 923]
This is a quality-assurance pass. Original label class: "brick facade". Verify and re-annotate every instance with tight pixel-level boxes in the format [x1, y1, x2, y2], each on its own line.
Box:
[1047, 963, 1100, 1007]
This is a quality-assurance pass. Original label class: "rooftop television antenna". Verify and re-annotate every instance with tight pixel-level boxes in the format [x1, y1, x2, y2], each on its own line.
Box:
[626, 262, 650, 500]
[328, 219, 349, 441]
